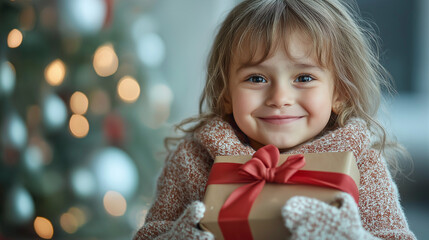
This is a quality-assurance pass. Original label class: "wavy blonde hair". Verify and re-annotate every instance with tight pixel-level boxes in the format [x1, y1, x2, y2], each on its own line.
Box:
[168, 0, 409, 176]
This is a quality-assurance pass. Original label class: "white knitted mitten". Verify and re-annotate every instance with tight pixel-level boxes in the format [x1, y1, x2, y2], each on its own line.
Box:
[155, 201, 214, 240]
[282, 193, 377, 240]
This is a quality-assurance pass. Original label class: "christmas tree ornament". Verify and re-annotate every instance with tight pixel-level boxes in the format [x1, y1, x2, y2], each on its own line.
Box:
[103, 113, 125, 145]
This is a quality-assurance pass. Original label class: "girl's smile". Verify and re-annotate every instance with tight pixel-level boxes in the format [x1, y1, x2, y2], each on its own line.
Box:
[226, 30, 341, 151]
[258, 115, 304, 125]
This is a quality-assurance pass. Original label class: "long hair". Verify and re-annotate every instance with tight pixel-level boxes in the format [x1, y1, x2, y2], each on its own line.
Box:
[167, 0, 409, 176]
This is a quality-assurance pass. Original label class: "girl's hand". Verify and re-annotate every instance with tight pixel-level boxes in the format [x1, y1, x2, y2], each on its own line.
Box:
[155, 201, 214, 240]
[282, 193, 377, 240]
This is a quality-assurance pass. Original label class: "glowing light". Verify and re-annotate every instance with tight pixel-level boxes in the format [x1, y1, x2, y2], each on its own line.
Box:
[0, 61, 16, 96]
[60, 213, 78, 234]
[68, 207, 87, 226]
[7, 29, 23, 48]
[117, 76, 140, 103]
[89, 89, 110, 115]
[4, 186, 35, 224]
[142, 83, 173, 129]
[93, 44, 118, 77]
[23, 145, 43, 172]
[69, 114, 89, 138]
[45, 59, 66, 86]
[103, 191, 127, 217]
[3, 114, 27, 149]
[60, 0, 106, 34]
[136, 33, 165, 67]
[34, 216, 54, 239]
[71, 168, 96, 198]
[43, 94, 67, 130]
[60, 206, 87, 234]
[70, 91, 89, 115]
[91, 147, 139, 198]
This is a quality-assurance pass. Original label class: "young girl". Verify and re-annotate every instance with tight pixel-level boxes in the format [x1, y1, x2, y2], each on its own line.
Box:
[134, 0, 416, 239]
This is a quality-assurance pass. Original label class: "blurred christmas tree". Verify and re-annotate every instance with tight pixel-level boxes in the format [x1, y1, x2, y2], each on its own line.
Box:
[0, 0, 174, 239]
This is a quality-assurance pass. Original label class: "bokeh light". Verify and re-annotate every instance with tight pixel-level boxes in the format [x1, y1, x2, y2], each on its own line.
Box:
[142, 83, 173, 129]
[69, 114, 89, 138]
[91, 147, 139, 198]
[60, 206, 87, 234]
[60, 212, 78, 234]
[117, 76, 140, 103]
[89, 89, 111, 115]
[60, 0, 106, 35]
[93, 43, 118, 77]
[2, 113, 27, 149]
[23, 145, 44, 172]
[34, 216, 54, 239]
[4, 186, 35, 224]
[71, 168, 96, 198]
[136, 32, 165, 67]
[103, 191, 127, 217]
[20, 6, 36, 30]
[26, 105, 41, 131]
[70, 91, 89, 115]
[7, 29, 23, 48]
[43, 94, 67, 130]
[45, 59, 66, 86]
[69, 207, 87, 226]
[0, 61, 16, 96]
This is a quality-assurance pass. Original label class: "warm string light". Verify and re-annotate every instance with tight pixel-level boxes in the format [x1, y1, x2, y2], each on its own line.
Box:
[117, 76, 140, 103]
[103, 191, 127, 217]
[34, 216, 54, 239]
[93, 43, 118, 77]
[60, 207, 87, 234]
[45, 59, 66, 86]
[69, 114, 89, 138]
[7, 29, 23, 48]
[70, 91, 89, 115]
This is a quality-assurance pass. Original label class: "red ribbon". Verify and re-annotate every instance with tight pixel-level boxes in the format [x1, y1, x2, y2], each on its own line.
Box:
[206, 145, 359, 240]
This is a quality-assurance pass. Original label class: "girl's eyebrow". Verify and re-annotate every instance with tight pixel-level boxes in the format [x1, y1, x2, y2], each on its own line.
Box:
[293, 63, 326, 72]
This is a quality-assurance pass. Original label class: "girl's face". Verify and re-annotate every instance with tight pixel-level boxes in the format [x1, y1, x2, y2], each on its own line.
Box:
[227, 30, 340, 151]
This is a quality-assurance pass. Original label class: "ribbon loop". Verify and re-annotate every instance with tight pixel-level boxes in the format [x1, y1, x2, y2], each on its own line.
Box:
[239, 145, 305, 183]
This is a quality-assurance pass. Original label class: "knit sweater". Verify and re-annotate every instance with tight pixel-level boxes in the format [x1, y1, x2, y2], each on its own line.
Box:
[134, 117, 415, 239]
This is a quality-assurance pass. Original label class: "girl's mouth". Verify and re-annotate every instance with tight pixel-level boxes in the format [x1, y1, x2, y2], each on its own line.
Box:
[258, 115, 303, 125]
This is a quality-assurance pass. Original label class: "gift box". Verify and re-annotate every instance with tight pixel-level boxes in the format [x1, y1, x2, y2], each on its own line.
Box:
[199, 145, 360, 240]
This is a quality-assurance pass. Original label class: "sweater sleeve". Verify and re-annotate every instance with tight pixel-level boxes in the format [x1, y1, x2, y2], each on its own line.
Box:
[358, 149, 416, 239]
[133, 139, 212, 240]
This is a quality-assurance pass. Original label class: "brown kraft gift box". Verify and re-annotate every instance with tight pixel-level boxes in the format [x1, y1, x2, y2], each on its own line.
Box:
[199, 151, 360, 240]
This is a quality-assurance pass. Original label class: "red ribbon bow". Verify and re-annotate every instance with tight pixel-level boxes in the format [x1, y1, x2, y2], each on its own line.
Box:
[206, 145, 359, 240]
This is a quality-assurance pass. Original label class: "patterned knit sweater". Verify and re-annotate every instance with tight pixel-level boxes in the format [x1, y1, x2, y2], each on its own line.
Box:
[134, 118, 415, 239]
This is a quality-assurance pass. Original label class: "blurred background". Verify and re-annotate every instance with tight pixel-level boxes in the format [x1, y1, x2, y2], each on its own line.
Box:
[0, 0, 427, 239]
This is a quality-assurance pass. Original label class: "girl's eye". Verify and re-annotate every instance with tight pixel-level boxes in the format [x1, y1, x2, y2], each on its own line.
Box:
[246, 75, 267, 83]
[294, 75, 314, 83]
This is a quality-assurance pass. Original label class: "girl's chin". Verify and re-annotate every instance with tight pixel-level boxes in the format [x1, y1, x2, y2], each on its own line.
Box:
[249, 139, 299, 152]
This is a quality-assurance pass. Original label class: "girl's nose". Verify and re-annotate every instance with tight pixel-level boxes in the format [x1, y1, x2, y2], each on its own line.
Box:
[265, 83, 294, 108]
